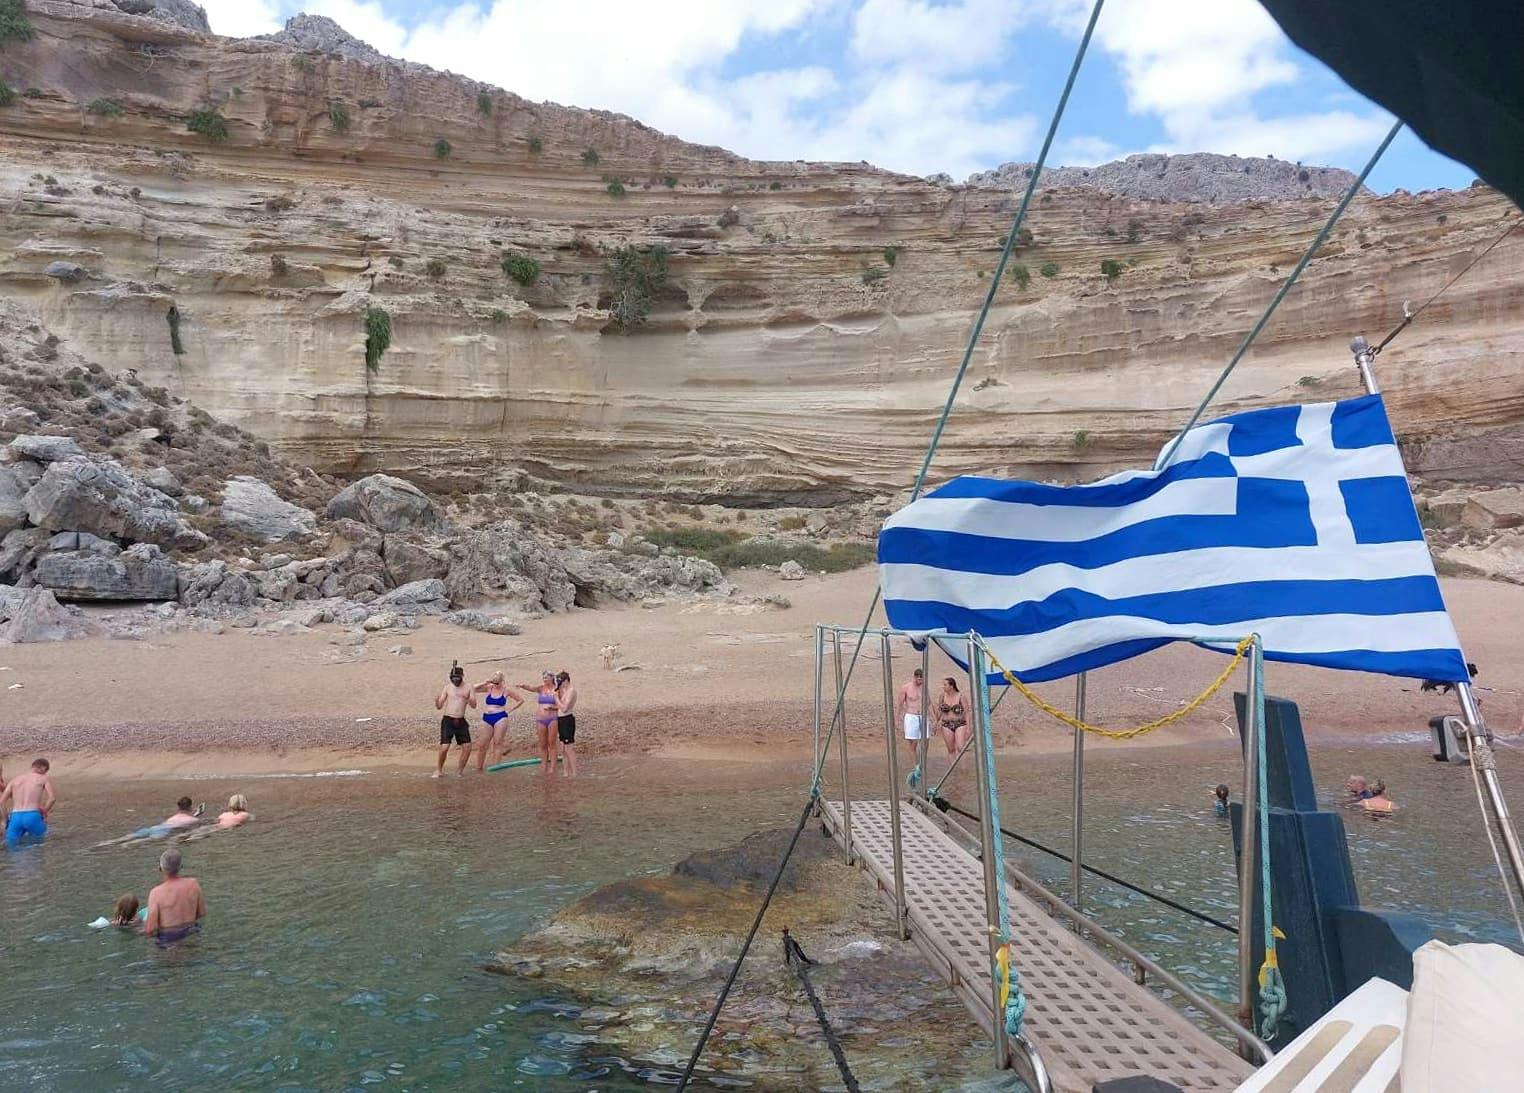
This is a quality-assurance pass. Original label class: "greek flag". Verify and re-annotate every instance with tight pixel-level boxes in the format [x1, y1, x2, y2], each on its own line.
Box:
[879, 394, 1469, 684]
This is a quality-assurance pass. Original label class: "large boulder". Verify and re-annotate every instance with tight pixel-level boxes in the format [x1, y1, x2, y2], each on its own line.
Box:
[10, 434, 84, 463]
[325, 474, 442, 533]
[0, 465, 29, 535]
[24, 460, 208, 551]
[443, 610, 521, 636]
[561, 548, 730, 605]
[379, 578, 449, 614]
[1461, 488, 1524, 532]
[34, 543, 178, 601]
[0, 528, 48, 583]
[143, 466, 183, 497]
[382, 535, 450, 586]
[1442, 531, 1524, 584]
[177, 560, 257, 608]
[1, 587, 87, 642]
[445, 521, 576, 614]
[220, 476, 317, 543]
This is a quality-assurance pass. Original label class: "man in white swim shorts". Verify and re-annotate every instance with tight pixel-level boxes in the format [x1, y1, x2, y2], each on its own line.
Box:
[894, 668, 927, 762]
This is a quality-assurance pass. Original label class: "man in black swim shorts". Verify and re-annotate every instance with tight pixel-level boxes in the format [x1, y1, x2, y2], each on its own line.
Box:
[554, 670, 579, 778]
[433, 665, 477, 777]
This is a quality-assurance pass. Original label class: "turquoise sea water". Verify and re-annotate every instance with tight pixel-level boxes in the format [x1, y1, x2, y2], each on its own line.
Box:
[2, 739, 1519, 1090]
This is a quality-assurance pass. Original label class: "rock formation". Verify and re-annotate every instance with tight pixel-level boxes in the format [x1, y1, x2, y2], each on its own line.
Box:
[0, 2, 1518, 506]
[966, 152, 1363, 203]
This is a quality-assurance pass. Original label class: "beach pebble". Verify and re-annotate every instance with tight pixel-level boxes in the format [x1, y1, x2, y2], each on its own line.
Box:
[387, 644, 413, 656]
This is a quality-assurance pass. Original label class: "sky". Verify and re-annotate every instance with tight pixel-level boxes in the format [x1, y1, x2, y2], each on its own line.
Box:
[198, 0, 1474, 193]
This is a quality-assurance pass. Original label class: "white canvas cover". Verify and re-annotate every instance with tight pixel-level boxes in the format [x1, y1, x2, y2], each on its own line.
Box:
[1402, 939, 1524, 1092]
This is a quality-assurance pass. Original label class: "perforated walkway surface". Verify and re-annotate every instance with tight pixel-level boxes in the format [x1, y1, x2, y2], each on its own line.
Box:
[819, 798, 1255, 1093]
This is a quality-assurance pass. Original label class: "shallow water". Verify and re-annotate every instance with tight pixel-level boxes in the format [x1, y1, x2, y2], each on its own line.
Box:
[3, 739, 1521, 1090]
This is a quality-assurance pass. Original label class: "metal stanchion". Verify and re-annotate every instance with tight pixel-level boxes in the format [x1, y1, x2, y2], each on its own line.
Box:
[881, 631, 908, 939]
[969, 636, 1011, 1069]
[813, 625, 824, 782]
[918, 639, 931, 796]
[833, 629, 852, 865]
[1071, 671, 1086, 913]
[1236, 638, 1262, 1047]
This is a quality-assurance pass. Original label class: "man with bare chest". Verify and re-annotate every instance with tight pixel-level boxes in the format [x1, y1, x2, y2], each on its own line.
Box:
[2, 758, 56, 847]
[144, 847, 205, 945]
[893, 669, 927, 762]
[433, 664, 477, 777]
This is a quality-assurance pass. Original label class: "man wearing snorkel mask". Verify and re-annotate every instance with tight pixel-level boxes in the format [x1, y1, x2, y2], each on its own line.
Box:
[433, 663, 477, 777]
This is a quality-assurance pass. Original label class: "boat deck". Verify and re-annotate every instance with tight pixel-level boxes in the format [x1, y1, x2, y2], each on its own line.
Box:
[819, 798, 1256, 1093]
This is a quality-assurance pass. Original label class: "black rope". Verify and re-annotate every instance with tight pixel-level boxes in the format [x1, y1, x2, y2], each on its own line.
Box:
[1374, 214, 1522, 353]
[783, 929, 861, 1093]
[932, 796, 1238, 934]
[675, 796, 816, 1091]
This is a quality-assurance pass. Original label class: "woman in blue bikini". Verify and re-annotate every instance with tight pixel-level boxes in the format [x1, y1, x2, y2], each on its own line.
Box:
[472, 672, 524, 771]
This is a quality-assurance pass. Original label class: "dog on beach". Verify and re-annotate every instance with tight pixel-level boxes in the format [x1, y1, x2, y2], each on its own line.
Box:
[1420, 661, 1478, 696]
[599, 644, 621, 671]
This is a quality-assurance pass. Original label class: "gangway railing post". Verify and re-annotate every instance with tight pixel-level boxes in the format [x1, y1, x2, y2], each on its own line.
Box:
[832, 628, 852, 865]
[968, 635, 1011, 1070]
[1353, 334, 1524, 907]
[813, 625, 824, 783]
[881, 631, 909, 940]
[918, 638, 930, 797]
[1236, 637, 1263, 1048]
[1072, 671, 1086, 913]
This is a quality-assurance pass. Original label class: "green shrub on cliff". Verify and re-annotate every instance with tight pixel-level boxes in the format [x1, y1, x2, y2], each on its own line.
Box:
[1011, 263, 1031, 290]
[328, 100, 351, 133]
[477, 91, 492, 116]
[581, 147, 600, 167]
[1040, 261, 1060, 278]
[500, 252, 540, 286]
[434, 138, 452, 159]
[603, 244, 669, 331]
[1100, 258, 1123, 283]
[87, 98, 124, 118]
[167, 306, 185, 356]
[527, 135, 543, 153]
[642, 528, 874, 573]
[292, 54, 315, 74]
[187, 109, 230, 143]
[606, 179, 626, 198]
[364, 307, 392, 372]
[0, 81, 14, 107]
[0, 0, 35, 45]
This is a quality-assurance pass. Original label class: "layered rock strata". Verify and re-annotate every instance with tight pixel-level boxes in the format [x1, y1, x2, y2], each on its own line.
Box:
[0, 2, 1520, 503]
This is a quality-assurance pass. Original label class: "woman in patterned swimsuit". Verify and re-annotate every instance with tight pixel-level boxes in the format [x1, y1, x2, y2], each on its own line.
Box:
[937, 677, 970, 757]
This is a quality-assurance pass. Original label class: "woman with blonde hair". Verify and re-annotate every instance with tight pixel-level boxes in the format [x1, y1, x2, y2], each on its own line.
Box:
[474, 671, 524, 771]
[216, 794, 252, 829]
[516, 670, 561, 772]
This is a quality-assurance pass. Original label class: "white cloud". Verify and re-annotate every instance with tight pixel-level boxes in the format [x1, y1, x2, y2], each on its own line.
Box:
[1057, 135, 1124, 166]
[1051, 0, 1390, 165]
[851, 0, 1028, 73]
[200, 0, 282, 36]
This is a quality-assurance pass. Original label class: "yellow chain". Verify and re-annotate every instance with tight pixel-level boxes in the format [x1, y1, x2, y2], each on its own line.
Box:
[982, 636, 1254, 740]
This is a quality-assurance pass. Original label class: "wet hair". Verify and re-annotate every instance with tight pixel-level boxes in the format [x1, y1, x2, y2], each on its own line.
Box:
[160, 848, 182, 876]
[943, 678, 960, 691]
[31, 758, 49, 772]
[113, 893, 140, 924]
[1215, 784, 1230, 800]
[1370, 780, 1387, 796]
[227, 794, 248, 812]
[556, 671, 570, 684]
[177, 796, 193, 811]
[913, 668, 923, 678]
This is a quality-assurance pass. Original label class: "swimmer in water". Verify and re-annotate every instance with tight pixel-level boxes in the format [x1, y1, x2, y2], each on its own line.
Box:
[1362, 780, 1396, 814]
[216, 794, 251, 828]
[1345, 775, 1374, 804]
[144, 847, 205, 945]
[473, 672, 525, 771]
[111, 894, 143, 926]
[2, 758, 55, 848]
[1213, 784, 1230, 817]
[95, 797, 205, 848]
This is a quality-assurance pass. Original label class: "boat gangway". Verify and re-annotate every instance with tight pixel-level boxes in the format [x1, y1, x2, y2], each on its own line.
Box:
[811, 624, 1271, 1093]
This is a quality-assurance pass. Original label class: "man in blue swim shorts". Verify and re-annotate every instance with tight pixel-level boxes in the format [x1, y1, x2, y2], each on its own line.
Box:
[1, 758, 56, 847]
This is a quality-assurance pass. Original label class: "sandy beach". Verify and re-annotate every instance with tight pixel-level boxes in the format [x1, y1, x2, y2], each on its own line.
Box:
[3, 569, 1519, 780]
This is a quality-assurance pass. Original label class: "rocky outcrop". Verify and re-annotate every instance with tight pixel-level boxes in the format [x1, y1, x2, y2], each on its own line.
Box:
[325, 475, 442, 534]
[561, 548, 729, 605]
[1, 586, 88, 642]
[0, 467, 29, 535]
[967, 152, 1362, 203]
[219, 476, 317, 543]
[24, 459, 207, 551]
[444, 522, 576, 614]
[34, 543, 178, 600]
[0, 2, 1518, 504]
[108, 0, 210, 33]
[10, 435, 84, 463]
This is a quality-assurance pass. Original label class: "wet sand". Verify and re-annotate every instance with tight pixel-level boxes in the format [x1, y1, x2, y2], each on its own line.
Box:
[3, 570, 1519, 780]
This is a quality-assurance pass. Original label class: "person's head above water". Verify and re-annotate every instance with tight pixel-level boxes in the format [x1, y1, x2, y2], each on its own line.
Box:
[113, 893, 140, 923]
[1346, 775, 1369, 795]
[160, 848, 182, 877]
[175, 796, 193, 813]
[226, 794, 248, 813]
[31, 757, 49, 773]
[1369, 780, 1388, 797]
[1215, 784, 1230, 802]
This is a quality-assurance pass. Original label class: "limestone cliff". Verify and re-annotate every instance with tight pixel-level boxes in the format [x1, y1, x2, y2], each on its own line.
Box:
[1, 0, 1521, 503]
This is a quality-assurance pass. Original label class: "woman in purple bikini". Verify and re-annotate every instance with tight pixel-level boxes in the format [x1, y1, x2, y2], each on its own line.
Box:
[516, 670, 560, 772]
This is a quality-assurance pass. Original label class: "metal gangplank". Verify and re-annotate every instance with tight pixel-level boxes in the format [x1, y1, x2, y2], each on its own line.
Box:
[819, 796, 1256, 1093]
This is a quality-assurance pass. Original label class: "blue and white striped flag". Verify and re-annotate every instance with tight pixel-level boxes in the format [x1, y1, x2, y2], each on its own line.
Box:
[880, 394, 1468, 684]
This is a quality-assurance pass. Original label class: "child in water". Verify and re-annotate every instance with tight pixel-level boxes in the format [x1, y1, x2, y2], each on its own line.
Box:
[1213, 784, 1230, 817]
[89, 893, 147, 929]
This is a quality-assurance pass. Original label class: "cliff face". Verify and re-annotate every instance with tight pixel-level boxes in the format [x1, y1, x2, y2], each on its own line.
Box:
[1, 1, 1521, 503]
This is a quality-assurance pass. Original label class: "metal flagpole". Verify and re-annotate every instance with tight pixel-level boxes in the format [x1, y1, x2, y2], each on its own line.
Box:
[1072, 672, 1086, 913]
[918, 639, 931, 796]
[1351, 335, 1524, 899]
[968, 635, 1010, 1069]
[881, 631, 908, 939]
[813, 625, 824, 782]
[1236, 639, 1262, 1044]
